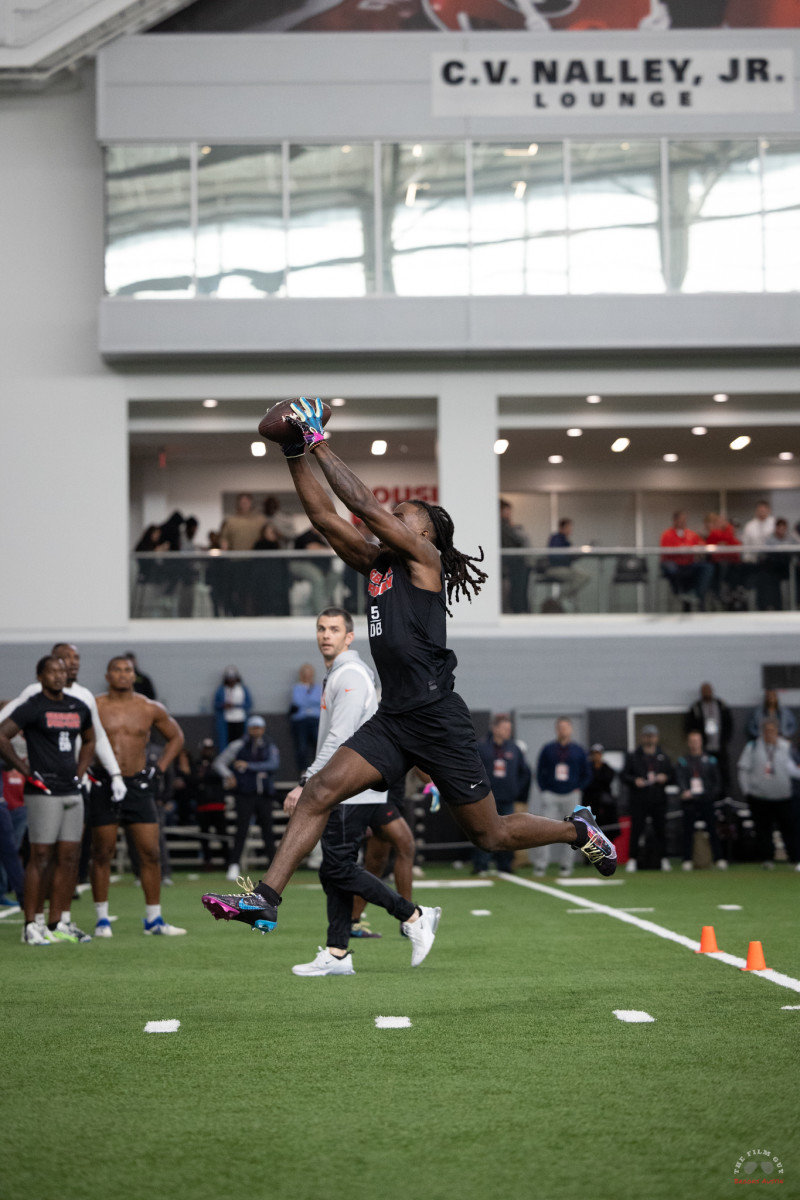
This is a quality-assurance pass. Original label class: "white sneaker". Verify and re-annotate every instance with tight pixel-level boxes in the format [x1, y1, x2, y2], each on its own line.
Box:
[143, 916, 187, 935]
[64, 921, 92, 943]
[401, 905, 441, 967]
[21, 921, 53, 945]
[94, 919, 114, 937]
[226, 863, 240, 882]
[716, 859, 729, 870]
[558, 866, 573, 878]
[532, 868, 546, 878]
[660, 858, 672, 872]
[624, 859, 637, 874]
[292, 948, 355, 977]
[682, 861, 693, 872]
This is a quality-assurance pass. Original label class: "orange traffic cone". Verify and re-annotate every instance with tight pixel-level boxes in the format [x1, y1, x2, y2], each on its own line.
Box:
[742, 941, 768, 971]
[696, 926, 719, 954]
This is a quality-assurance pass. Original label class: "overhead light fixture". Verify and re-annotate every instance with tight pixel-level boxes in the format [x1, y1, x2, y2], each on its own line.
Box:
[412, 144, 423, 158]
[502, 143, 539, 157]
[528, 143, 538, 155]
[611, 438, 630, 453]
[341, 145, 351, 153]
[730, 435, 751, 451]
[663, 453, 679, 462]
[548, 454, 563, 464]
[566, 428, 582, 438]
[494, 439, 509, 455]
[620, 142, 630, 150]
[405, 183, 418, 207]
[513, 180, 527, 199]
[371, 440, 387, 456]
[586, 394, 602, 405]
[779, 451, 794, 461]
[200, 145, 212, 155]
[331, 397, 346, 407]
[202, 398, 218, 409]
[691, 426, 707, 435]
[251, 442, 266, 457]
[713, 393, 729, 403]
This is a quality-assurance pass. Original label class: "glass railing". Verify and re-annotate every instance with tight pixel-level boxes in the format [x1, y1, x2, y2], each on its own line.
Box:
[131, 545, 800, 618]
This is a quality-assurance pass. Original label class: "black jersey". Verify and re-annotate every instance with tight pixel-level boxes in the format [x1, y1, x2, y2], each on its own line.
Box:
[12, 692, 92, 795]
[366, 551, 457, 714]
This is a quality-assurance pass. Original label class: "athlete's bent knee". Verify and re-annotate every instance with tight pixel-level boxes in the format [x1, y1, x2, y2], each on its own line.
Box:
[299, 776, 342, 816]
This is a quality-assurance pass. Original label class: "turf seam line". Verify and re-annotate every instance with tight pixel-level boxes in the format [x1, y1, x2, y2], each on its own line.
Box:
[497, 873, 800, 995]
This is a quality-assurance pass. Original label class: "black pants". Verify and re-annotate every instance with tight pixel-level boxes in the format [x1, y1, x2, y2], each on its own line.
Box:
[629, 795, 667, 864]
[197, 809, 228, 866]
[231, 793, 275, 866]
[320, 805, 416, 951]
[747, 795, 798, 863]
[681, 799, 723, 861]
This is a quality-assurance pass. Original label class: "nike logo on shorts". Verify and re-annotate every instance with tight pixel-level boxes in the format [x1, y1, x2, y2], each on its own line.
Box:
[471, 782, 481, 788]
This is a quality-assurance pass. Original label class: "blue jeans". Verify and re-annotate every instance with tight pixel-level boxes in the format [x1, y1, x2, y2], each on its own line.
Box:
[0, 801, 24, 902]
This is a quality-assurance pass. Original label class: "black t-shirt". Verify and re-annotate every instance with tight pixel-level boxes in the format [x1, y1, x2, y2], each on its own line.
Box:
[366, 551, 457, 714]
[12, 692, 92, 795]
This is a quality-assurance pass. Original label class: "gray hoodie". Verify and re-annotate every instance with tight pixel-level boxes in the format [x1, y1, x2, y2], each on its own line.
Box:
[307, 648, 386, 806]
[737, 735, 800, 801]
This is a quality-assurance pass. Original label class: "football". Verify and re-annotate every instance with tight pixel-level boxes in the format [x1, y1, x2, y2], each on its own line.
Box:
[257, 398, 332, 445]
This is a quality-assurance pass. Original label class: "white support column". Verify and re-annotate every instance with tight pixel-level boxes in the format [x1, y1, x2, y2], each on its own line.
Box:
[437, 378, 500, 626]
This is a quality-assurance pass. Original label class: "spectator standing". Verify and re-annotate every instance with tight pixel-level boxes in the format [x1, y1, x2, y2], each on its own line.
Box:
[763, 518, 799, 611]
[126, 652, 157, 700]
[252, 517, 290, 616]
[214, 666, 253, 748]
[0, 774, 24, 910]
[583, 744, 617, 831]
[474, 713, 532, 875]
[546, 518, 590, 610]
[659, 511, 713, 611]
[747, 689, 797, 741]
[741, 499, 776, 610]
[500, 498, 530, 614]
[193, 738, 229, 872]
[530, 718, 591, 879]
[262, 495, 296, 545]
[737, 719, 800, 869]
[622, 724, 674, 873]
[703, 512, 743, 608]
[674, 731, 727, 870]
[289, 663, 322, 775]
[213, 715, 279, 882]
[685, 681, 734, 798]
[220, 492, 265, 615]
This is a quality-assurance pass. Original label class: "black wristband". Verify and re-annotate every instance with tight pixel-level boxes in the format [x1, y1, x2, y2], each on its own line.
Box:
[298, 772, 309, 788]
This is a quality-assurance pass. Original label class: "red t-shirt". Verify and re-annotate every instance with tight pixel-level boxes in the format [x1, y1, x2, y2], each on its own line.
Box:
[660, 526, 704, 566]
[706, 524, 742, 564]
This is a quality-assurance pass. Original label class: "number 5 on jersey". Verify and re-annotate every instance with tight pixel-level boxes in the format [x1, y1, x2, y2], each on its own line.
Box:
[370, 605, 382, 638]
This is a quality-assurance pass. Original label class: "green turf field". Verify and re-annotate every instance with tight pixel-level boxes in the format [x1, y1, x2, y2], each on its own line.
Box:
[3, 862, 799, 1200]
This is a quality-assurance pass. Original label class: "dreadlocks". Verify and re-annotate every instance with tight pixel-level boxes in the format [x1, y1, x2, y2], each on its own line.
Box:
[409, 500, 488, 613]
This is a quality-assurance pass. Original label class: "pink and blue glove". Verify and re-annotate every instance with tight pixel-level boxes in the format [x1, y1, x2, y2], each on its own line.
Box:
[286, 397, 326, 455]
[423, 781, 441, 814]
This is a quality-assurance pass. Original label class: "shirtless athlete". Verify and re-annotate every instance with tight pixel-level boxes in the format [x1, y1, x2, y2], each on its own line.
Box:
[89, 656, 186, 936]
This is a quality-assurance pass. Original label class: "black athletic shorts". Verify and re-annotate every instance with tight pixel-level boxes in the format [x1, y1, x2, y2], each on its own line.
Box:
[362, 802, 400, 829]
[87, 774, 159, 827]
[343, 690, 491, 807]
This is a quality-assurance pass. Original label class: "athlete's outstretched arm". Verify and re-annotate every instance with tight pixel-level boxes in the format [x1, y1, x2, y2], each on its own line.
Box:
[309, 444, 440, 569]
[287, 455, 380, 576]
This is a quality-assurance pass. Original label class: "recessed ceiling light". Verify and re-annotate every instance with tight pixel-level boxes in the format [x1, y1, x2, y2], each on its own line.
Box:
[494, 439, 509, 455]
[691, 426, 707, 435]
[331, 397, 346, 407]
[620, 142, 630, 150]
[341, 145, 351, 154]
[251, 442, 266, 457]
[730, 435, 751, 451]
[611, 437, 630, 453]
[412, 144, 423, 158]
[203, 398, 218, 408]
[663, 453, 679, 462]
[713, 393, 729, 403]
[513, 180, 527, 200]
[566, 428, 582, 438]
[371, 440, 387, 456]
[548, 455, 563, 464]
[586, 395, 602, 404]
[779, 451, 794, 461]
[200, 145, 212, 155]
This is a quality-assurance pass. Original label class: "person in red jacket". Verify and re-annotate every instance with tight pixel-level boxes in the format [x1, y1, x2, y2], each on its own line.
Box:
[659, 511, 714, 612]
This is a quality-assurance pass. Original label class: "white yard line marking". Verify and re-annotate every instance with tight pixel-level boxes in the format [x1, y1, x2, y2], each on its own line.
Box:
[414, 879, 494, 889]
[781, 1005, 800, 1010]
[144, 1019, 181, 1033]
[718, 904, 743, 911]
[471, 909, 492, 916]
[497, 873, 800, 996]
[554, 878, 624, 887]
[375, 1016, 411, 1028]
[567, 909, 606, 914]
[620, 907, 655, 913]
[613, 1010, 655, 1023]
[0, 906, 21, 920]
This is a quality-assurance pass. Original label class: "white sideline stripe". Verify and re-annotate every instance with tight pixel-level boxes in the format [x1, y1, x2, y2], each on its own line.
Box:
[781, 1005, 800, 1010]
[0, 906, 21, 919]
[414, 880, 494, 889]
[497, 873, 800, 995]
[375, 1016, 411, 1028]
[613, 1010, 655, 1023]
[554, 878, 624, 887]
[471, 909, 492, 916]
[718, 904, 743, 910]
[144, 1019, 181, 1033]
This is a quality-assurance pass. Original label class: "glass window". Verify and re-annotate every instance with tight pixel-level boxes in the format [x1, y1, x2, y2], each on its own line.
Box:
[471, 143, 567, 295]
[382, 143, 469, 295]
[568, 141, 663, 294]
[669, 141, 762, 292]
[762, 140, 800, 293]
[287, 144, 373, 297]
[197, 145, 285, 297]
[105, 145, 193, 297]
